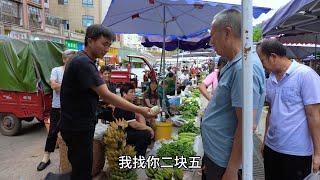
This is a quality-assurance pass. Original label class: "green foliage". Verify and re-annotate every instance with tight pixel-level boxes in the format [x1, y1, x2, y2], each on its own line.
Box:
[191, 88, 201, 98]
[156, 141, 196, 165]
[178, 122, 200, 134]
[253, 26, 262, 42]
[179, 96, 199, 117]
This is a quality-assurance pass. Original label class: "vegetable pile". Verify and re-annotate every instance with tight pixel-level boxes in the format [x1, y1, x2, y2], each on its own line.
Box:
[179, 89, 201, 121]
[178, 122, 200, 134]
[156, 140, 196, 165]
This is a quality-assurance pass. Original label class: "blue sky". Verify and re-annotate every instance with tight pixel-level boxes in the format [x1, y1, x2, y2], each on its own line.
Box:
[206, 0, 292, 25]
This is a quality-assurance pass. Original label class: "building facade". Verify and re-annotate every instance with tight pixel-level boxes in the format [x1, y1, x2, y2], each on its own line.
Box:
[48, 0, 112, 31]
[47, 0, 113, 50]
[0, 0, 122, 54]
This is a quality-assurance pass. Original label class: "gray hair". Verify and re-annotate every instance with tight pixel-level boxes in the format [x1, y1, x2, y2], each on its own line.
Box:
[211, 9, 241, 38]
[62, 49, 76, 59]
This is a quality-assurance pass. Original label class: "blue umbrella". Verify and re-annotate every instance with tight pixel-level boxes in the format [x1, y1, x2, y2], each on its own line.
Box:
[263, 0, 320, 43]
[141, 30, 211, 51]
[103, 0, 270, 66]
[104, 0, 270, 36]
[103, 0, 270, 111]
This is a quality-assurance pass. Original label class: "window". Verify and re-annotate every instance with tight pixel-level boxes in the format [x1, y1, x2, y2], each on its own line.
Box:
[28, 6, 42, 28]
[82, 15, 93, 27]
[31, 0, 41, 4]
[63, 20, 69, 30]
[58, 0, 68, 5]
[0, 0, 21, 25]
[82, 0, 93, 6]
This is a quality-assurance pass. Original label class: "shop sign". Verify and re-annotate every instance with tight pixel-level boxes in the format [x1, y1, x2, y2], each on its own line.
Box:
[65, 39, 84, 50]
[8, 31, 28, 40]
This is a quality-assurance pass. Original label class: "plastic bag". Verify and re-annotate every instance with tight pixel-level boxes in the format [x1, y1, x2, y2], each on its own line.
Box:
[304, 173, 320, 180]
[94, 122, 109, 140]
[193, 135, 204, 158]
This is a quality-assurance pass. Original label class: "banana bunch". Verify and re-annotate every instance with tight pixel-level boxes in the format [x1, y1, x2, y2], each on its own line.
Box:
[110, 118, 128, 130]
[120, 145, 136, 157]
[105, 150, 121, 169]
[104, 130, 126, 149]
[154, 168, 173, 180]
[104, 118, 138, 180]
[145, 168, 158, 178]
[173, 168, 184, 180]
[104, 119, 127, 150]
[110, 169, 138, 180]
[146, 168, 184, 180]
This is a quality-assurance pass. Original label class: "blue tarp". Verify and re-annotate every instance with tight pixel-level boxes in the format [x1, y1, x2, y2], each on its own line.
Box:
[263, 0, 320, 44]
[141, 30, 211, 51]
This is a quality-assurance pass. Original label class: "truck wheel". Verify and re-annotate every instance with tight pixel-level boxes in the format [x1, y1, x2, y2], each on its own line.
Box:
[0, 114, 21, 136]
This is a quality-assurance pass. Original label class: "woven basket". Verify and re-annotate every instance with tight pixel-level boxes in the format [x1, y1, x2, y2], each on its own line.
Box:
[58, 136, 105, 176]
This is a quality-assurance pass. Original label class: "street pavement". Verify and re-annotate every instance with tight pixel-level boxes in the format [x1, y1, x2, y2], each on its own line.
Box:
[0, 120, 59, 180]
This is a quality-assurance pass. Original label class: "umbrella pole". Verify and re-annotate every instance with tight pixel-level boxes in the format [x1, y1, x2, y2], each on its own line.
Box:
[175, 40, 180, 96]
[242, 0, 253, 179]
[161, 4, 168, 119]
[315, 35, 318, 61]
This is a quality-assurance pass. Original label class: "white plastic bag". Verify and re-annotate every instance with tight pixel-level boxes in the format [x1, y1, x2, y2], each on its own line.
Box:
[193, 135, 204, 158]
[304, 173, 320, 180]
[94, 122, 109, 140]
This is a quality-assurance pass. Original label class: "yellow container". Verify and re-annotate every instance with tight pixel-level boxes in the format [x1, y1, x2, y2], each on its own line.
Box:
[155, 121, 173, 141]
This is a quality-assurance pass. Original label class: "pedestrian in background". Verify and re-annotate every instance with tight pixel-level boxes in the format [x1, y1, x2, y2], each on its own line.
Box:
[198, 57, 227, 101]
[37, 50, 76, 171]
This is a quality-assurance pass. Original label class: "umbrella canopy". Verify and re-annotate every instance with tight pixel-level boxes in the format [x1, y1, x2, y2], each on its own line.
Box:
[263, 0, 320, 43]
[302, 55, 317, 61]
[285, 43, 320, 59]
[103, 0, 271, 37]
[103, 0, 270, 112]
[141, 30, 211, 51]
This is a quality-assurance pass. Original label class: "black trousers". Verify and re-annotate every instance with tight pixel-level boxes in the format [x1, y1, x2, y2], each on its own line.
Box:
[45, 108, 61, 152]
[203, 154, 242, 180]
[61, 130, 94, 180]
[126, 129, 151, 156]
[264, 145, 312, 180]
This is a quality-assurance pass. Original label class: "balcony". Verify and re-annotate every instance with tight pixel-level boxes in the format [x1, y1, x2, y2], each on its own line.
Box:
[29, 14, 42, 29]
[28, 0, 41, 4]
[29, 20, 41, 29]
[27, 0, 42, 8]
[0, 13, 21, 26]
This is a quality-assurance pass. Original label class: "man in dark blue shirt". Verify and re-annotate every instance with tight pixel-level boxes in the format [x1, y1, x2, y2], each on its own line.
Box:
[60, 24, 155, 180]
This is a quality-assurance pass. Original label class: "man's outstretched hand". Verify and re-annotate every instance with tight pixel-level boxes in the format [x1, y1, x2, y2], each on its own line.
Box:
[139, 107, 158, 118]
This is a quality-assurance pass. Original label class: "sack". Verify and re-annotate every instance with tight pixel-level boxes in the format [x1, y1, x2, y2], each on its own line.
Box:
[304, 173, 320, 180]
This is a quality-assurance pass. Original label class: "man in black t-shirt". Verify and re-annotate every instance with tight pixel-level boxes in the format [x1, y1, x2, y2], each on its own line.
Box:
[59, 24, 156, 180]
[113, 83, 154, 156]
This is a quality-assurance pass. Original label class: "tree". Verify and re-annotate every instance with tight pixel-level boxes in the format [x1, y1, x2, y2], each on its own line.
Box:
[253, 26, 263, 42]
